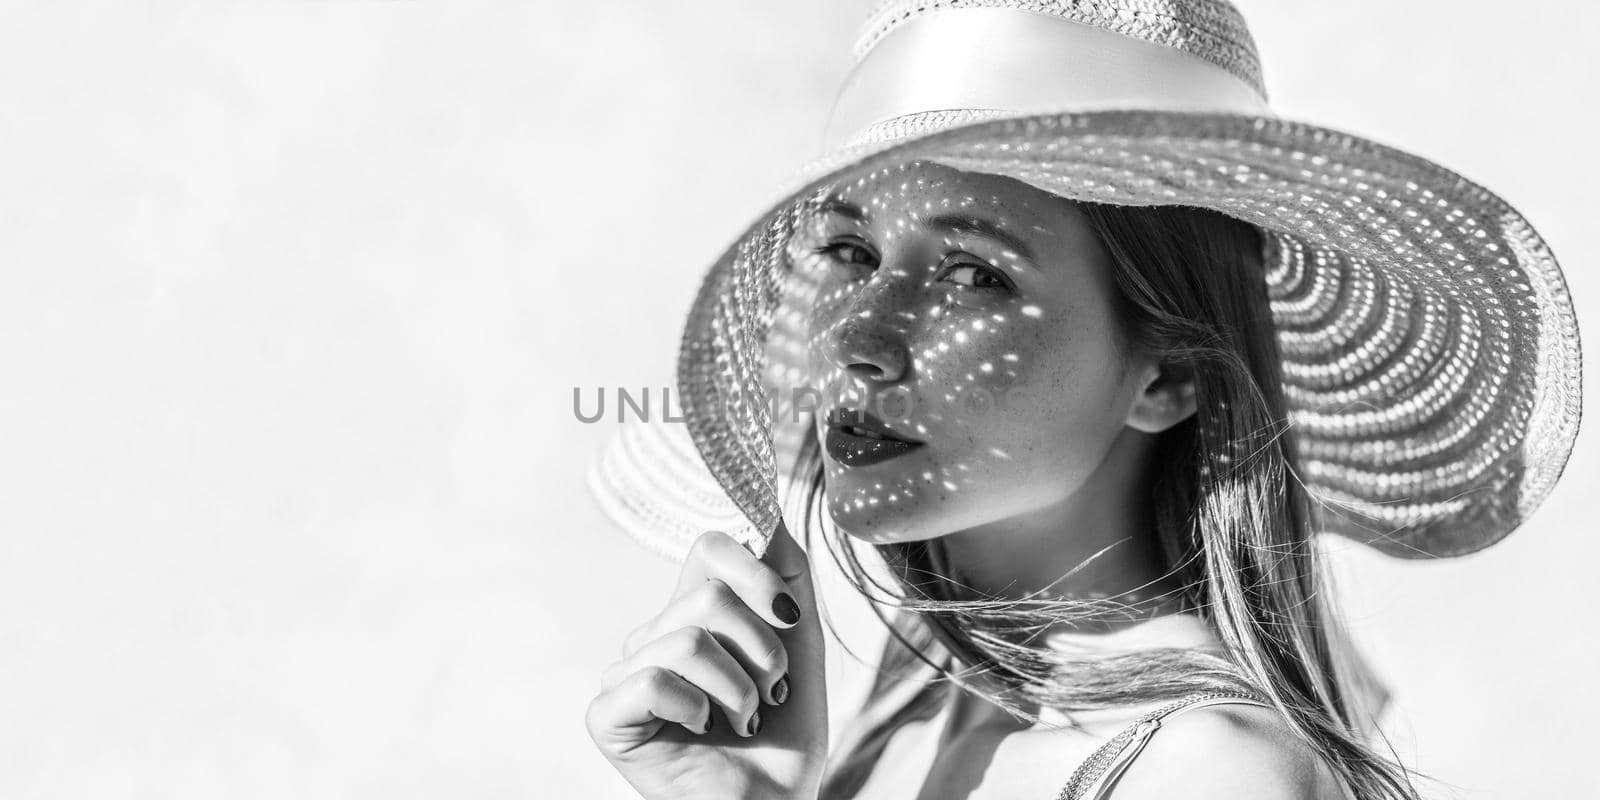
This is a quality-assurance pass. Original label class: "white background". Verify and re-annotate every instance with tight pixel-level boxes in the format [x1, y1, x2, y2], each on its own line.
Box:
[1, 1, 1595, 797]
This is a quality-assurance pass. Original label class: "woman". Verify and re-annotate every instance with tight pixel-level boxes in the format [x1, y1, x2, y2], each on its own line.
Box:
[583, 2, 1583, 799]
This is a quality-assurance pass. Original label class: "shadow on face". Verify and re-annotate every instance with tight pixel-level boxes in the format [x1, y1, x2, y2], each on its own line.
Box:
[791, 159, 1153, 544]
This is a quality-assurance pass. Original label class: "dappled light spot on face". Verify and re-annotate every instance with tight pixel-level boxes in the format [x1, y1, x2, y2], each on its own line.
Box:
[783, 159, 1135, 543]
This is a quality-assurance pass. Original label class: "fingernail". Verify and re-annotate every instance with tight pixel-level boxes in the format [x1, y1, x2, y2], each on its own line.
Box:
[747, 710, 762, 737]
[772, 593, 800, 625]
[771, 675, 789, 706]
[704, 712, 714, 734]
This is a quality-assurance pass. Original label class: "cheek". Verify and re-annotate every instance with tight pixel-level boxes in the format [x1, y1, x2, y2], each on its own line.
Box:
[915, 310, 1109, 421]
[924, 318, 1133, 496]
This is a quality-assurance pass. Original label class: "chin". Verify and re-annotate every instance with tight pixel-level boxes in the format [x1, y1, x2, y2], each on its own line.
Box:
[824, 491, 957, 545]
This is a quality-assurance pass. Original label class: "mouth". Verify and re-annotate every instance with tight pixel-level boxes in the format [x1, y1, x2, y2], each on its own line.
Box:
[824, 407, 923, 467]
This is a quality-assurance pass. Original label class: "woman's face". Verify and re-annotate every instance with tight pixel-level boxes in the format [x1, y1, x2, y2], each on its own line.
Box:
[795, 160, 1155, 543]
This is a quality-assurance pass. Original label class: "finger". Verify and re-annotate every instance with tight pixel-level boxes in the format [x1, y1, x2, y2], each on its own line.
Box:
[760, 519, 810, 582]
[621, 579, 789, 705]
[586, 666, 712, 745]
[673, 530, 802, 631]
[764, 519, 819, 626]
[601, 625, 764, 737]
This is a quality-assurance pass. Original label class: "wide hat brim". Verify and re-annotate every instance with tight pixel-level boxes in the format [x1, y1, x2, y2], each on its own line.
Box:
[588, 107, 1583, 563]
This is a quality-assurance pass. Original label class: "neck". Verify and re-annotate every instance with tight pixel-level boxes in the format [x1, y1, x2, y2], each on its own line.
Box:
[924, 428, 1213, 740]
[934, 425, 1184, 631]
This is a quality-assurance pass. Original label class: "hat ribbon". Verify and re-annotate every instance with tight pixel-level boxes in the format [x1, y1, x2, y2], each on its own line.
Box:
[822, 7, 1272, 152]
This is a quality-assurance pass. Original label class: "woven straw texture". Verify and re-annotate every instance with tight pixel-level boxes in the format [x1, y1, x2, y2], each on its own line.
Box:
[855, 0, 1266, 99]
[585, 2, 1582, 564]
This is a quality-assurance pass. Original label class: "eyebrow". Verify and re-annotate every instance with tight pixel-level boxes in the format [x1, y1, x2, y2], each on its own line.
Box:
[815, 197, 867, 223]
[813, 197, 1035, 262]
[925, 213, 1035, 262]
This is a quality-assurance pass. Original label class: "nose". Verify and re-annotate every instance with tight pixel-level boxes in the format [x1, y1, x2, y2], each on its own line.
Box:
[820, 311, 910, 384]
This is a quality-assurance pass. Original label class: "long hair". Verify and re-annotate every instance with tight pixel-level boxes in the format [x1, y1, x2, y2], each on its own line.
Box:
[799, 200, 1422, 798]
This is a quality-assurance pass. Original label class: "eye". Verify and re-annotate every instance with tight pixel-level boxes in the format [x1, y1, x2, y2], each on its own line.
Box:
[938, 259, 1014, 293]
[810, 238, 879, 278]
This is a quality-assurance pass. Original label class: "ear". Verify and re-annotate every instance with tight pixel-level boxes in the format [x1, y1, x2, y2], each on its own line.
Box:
[1125, 358, 1198, 434]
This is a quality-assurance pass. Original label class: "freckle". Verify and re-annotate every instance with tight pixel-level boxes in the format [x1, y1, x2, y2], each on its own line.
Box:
[954, 331, 967, 344]
[922, 472, 934, 481]
[980, 362, 994, 373]
[938, 342, 950, 352]
[1021, 305, 1042, 318]
[972, 319, 986, 331]
[942, 481, 959, 491]
[987, 447, 1011, 459]
[1002, 353, 1019, 362]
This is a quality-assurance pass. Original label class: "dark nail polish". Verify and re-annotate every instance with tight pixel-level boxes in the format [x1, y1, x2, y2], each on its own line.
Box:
[772, 675, 789, 705]
[772, 593, 800, 625]
[747, 710, 762, 737]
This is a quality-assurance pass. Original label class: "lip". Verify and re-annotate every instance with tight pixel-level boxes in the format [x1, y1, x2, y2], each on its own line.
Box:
[824, 407, 923, 467]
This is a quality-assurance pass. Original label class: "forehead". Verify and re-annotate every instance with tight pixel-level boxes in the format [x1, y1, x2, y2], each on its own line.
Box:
[823, 159, 1041, 205]
[806, 160, 1075, 231]
[799, 160, 1098, 256]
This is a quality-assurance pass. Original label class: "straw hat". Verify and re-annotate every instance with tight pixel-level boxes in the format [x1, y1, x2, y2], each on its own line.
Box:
[585, 0, 1583, 563]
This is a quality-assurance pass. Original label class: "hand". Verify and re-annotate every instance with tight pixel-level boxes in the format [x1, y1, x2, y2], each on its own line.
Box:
[586, 522, 828, 800]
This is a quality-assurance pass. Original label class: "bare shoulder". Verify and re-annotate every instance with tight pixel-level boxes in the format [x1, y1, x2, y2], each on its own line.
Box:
[1104, 703, 1351, 800]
